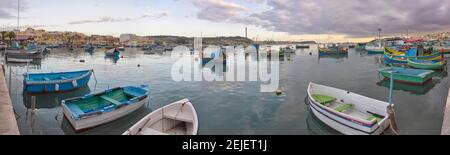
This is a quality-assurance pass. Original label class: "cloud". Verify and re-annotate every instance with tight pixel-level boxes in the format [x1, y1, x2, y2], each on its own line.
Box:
[68, 12, 168, 25]
[189, 0, 450, 37]
[0, 0, 27, 19]
[192, 0, 248, 22]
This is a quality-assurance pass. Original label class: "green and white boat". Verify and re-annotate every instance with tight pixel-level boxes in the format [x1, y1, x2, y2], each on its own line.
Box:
[378, 67, 434, 85]
[407, 58, 447, 70]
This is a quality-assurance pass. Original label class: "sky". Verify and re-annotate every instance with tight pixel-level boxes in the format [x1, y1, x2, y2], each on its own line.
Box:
[1, 0, 450, 42]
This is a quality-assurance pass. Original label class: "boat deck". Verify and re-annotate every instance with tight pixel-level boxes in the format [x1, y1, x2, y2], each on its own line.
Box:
[327, 101, 371, 120]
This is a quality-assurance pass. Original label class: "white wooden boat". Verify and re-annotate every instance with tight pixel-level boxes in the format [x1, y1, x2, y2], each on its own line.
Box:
[62, 85, 150, 131]
[307, 82, 391, 135]
[123, 98, 198, 135]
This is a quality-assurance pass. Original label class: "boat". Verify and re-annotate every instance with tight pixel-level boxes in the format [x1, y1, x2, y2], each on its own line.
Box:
[378, 67, 434, 85]
[318, 44, 348, 55]
[105, 48, 120, 57]
[280, 47, 295, 53]
[5, 42, 44, 63]
[365, 40, 384, 54]
[384, 47, 442, 64]
[118, 46, 125, 51]
[23, 85, 91, 109]
[62, 85, 150, 131]
[123, 98, 198, 135]
[306, 83, 391, 135]
[23, 69, 93, 93]
[296, 44, 310, 49]
[355, 43, 366, 50]
[407, 58, 447, 70]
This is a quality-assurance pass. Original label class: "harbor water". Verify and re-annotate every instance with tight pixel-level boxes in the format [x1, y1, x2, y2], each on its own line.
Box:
[3, 45, 449, 135]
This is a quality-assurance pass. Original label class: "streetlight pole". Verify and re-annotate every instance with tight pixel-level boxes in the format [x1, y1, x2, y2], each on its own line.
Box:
[17, 0, 20, 31]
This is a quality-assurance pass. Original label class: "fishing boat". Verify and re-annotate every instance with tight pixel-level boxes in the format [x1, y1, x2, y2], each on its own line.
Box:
[105, 48, 120, 57]
[407, 58, 447, 70]
[5, 42, 44, 63]
[23, 69, 93, 93]
[62, 85, 150, 131]
[118, 46, 125, 51]
[384, 47, 442, 64]
[123, 98, 198, 135]
[306, 83, 391, 135]
[365, 40, 384, 54]
[318, 44, 348, 55]
[378, 67, 434, 85]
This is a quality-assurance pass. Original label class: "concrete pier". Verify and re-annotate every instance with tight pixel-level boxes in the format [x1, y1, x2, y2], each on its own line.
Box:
[442, 89, 450, 135]
[0, 65, 20, 135]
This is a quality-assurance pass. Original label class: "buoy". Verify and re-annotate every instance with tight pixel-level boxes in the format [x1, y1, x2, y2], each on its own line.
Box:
[309, 52, 312, 55]
[137, 64, 141, 67]
[121, 56, 124, 58]
[79, 59, 85, 63]
[275, 89, 283, 96]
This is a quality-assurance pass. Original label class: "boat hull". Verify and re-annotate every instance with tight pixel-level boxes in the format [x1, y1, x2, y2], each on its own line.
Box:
[24, 70, 92, 93]
[408, 59, 446, 70]
[63, 97, 147, 131]
[307, 97, 389, 135]
[378, 68, 434, 85]
[306, 83, 391, 135]
[123, 98, 198, 135]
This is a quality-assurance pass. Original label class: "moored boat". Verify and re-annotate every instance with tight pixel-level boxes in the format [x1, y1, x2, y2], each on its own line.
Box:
[365, 40, 384, 54]
[378, 67, 434, 85]
[318, 44, 348, 55]
[407, 58, 447, 70]
[123, 98, 198, 135]
[62, 85, 150, 131]
[306, 83, 391, 135]
[384, 47, 442, 64]
[23, 69, 93, 93]
[5, 42, 44, 63]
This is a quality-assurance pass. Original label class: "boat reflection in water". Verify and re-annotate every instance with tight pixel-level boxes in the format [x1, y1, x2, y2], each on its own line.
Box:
[305, 106, 341, 135]
[376, 79, 440, 95]
[104, 55, 120, 64]
[23, 85, 91, 109]
[318, 52, 348, 63]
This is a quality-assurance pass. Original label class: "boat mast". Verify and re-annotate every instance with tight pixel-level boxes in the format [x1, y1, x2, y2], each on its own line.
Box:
[17, 0, 20, 31]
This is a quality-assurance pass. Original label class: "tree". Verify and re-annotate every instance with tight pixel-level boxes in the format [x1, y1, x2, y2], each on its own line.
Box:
[5, 31, 16, 43]
[0, 31, 6, 41]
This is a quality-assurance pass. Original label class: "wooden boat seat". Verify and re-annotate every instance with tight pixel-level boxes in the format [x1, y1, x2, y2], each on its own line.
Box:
[100, 95, 122, 106]
[164, 110, 194, 123]
[140, 128, 168, 135]
[312, 94, 336, 105]
[335, 104, 353, 113]
[60, 76, 69, 80]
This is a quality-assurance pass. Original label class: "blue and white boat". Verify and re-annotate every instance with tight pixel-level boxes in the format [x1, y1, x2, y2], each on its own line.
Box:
[23, 69, 93, 93]
[62, 85, 150, 131]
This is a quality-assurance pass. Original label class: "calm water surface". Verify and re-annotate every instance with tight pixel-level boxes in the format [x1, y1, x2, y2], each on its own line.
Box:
[2, 45, 449, 135]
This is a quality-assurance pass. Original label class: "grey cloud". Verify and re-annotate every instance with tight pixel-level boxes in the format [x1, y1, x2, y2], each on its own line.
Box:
[0, 0, 27, 19]
[190, 0, 450, 37]
[68, 12, 168, 25]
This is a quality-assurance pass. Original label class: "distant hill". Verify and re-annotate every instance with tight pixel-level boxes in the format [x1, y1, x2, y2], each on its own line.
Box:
[145, 35, 254, 45]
